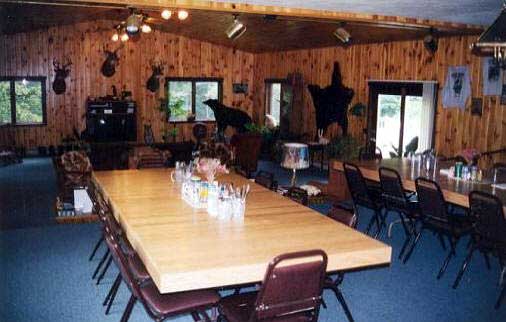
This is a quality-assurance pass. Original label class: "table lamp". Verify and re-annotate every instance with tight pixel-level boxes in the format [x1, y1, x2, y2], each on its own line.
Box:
[281, 143, 309, 187]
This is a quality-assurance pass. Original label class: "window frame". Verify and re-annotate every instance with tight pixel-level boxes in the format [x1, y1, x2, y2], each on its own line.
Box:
[264, 78, 286, 125]
[165, 77, 223, 123]
[0, 76, 47, 127]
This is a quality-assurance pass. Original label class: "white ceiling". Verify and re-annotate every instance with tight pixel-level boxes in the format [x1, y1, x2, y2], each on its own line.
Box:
[214, 0, 503, 26]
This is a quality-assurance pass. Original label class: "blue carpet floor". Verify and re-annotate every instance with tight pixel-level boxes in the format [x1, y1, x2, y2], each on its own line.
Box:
[1, 159, 505, 321]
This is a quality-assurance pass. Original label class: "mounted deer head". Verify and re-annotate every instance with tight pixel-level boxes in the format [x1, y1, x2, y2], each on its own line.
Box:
[101, 45, 121, 78]
[52, 57, 72, 95]
[146, 60, 165, 93]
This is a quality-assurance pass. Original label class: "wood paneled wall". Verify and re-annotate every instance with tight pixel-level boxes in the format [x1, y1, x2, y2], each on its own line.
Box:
[1, 21, 503, 163]
[253, 36, 506, 162]
[0, 20, 255, 147]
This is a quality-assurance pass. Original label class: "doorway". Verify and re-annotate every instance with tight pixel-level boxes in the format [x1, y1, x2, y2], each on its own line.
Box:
[367, 81, 437, 159]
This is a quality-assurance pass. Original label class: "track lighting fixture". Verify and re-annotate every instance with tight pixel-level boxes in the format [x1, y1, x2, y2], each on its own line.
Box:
[333, 26, 351, 44]
[226, 15, 246, 40]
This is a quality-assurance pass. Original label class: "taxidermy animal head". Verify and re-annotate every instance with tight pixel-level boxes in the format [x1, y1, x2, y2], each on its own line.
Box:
[101, 46, 121, 78]
[146, 60, 165, 93]
[52, 57, 72, 95]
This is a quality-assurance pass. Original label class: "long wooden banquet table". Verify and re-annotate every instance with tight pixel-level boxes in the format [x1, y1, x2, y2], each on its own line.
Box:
[93, 168, 391, 294]
[332, 158, 506, 208]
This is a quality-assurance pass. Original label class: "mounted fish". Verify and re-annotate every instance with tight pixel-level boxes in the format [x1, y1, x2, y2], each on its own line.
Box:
[146, 60, 165, 93]
[52, 57, 72, 95]
[101, 45, 122, 77]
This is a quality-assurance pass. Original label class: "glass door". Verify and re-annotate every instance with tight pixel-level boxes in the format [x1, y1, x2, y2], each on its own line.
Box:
[368, 82, 431, 159]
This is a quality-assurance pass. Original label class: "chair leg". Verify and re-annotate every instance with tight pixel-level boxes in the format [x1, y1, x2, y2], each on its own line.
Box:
[103, 272, 121, 306]
[89, 236, 104, 261]
[437, 234, 447, 251]
[387, 219, 402, 238]
[398, 234, 413, 260]
[437, 237, 457, 280]
[92, 249, 110, 279]
[96, 255, 113, 285]
[403, 229, 423, 264]
[483, 252, 492, 270]
[373, 210, 385, 239]
[495, 282, 506, 309]
[365, 215, 376, 236]
[328, 284, 354, 322]
[106, 277, 121, 315]
[452, 247, 475, 289]
[120, 294, 137, 322]
[500, 266, 506, 286]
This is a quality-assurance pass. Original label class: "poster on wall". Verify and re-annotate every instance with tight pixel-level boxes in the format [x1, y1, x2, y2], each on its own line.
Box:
[483, 57, 503, 96]
[442, 65, 471, 109]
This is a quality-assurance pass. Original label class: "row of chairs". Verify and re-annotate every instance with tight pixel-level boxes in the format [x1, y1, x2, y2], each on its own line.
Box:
[342, 162, 506, 309]
[86, 183, 340, 321]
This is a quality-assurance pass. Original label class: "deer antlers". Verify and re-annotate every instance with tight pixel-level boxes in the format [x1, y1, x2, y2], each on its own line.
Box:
[53, 56, 72, 71]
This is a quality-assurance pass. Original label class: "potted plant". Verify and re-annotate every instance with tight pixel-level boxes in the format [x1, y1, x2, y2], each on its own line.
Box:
[327, 136, 360, 161]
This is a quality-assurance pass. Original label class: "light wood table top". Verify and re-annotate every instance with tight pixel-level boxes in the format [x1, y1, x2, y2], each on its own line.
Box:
[332, 159, 506, 208]
[93, 169, 391, 294]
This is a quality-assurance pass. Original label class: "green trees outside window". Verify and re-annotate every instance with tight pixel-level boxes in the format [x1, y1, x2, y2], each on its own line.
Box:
[167, 78, 221, 122]
[0, 77, 46, 126]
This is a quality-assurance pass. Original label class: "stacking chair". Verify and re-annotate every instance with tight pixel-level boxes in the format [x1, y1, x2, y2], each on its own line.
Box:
[452, 191, 506, 309]
[254, 170, 277, 190]
[403, 178, 474, 279]
[103, 230, 220, 322]
[379, 167, 420, 260]
[324, 208, 357, 322]
[343, 162, 385, 238]
[218, 250, 327, 322]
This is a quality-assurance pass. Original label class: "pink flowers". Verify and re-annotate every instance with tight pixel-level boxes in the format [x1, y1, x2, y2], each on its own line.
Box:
[195, 157, 229, 182]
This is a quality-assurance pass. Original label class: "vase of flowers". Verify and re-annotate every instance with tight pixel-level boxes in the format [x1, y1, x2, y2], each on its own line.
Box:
[195, 157, 229, 183]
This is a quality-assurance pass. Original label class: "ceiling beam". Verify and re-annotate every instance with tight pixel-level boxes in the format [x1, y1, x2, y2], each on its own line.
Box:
[1, 0, 484, 34]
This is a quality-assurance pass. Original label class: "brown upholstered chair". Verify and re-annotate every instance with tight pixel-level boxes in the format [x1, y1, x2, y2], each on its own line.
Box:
[403, 178, 474, 278]
[230, 133, 262, 178]
[218, 250, 327, 322]
[103, 227, 220, 322]
[254, 170, 277, 190]
[452, 191, 506, 309]
[324, 208, 357, 322]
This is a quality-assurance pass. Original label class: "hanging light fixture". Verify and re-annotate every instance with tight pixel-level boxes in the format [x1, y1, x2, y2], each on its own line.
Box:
[141, 24, 152, 33]
[161, 9, 172, 20]
[125, 13, 142, 35]
[120, 32, 129, 42]
[111, 33, 119, 42]
[472, 3, 506, 68]
[178, 9, 189, 20]
[226, 15, 246, 40]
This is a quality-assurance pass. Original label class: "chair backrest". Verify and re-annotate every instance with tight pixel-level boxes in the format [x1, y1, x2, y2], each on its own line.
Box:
[379, 167, 409, 211]
[252, 250, 327, 322]
[469, 191, 506, 246]
[104, 230, 142, 298]
[415, 177, 448, 222]
[255, 171, 275, 190]
[327, 208, 358, 228]
[286, 187, 308, 205]
[343, 162, 372, 208]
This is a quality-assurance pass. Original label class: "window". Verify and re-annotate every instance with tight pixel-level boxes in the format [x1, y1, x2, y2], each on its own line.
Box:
[265, 81, 282, 126]
[167, 78, 222, 122]
[368, 81, 437, 158]
[0, 77, 46, 126]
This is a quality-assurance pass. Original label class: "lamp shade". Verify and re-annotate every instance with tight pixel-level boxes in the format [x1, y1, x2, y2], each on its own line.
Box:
[281, 143, 309, 170]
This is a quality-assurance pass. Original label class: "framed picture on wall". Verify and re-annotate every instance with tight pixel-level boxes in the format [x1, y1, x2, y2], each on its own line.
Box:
[471, 97, 483, 116]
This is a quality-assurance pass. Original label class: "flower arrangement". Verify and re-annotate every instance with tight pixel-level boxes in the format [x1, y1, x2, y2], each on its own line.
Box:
[195, 157, 229, 183]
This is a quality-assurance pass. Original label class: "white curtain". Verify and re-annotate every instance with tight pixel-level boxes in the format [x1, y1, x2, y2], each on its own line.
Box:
[419, 82, 437, 152]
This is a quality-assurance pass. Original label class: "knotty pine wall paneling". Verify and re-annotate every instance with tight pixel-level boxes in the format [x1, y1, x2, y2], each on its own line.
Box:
[252, 36, 506, 163]
[0, 20, 255, 148]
